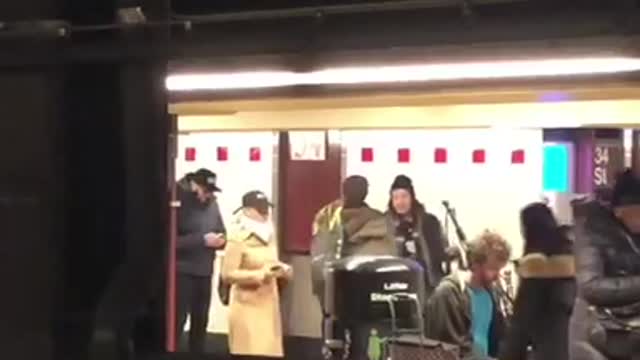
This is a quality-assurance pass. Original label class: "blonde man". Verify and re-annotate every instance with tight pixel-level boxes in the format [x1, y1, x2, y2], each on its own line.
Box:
[425, 231, 511, 360]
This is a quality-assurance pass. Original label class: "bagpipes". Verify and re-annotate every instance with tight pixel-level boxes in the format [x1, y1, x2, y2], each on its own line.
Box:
[441, 201, 515, 321]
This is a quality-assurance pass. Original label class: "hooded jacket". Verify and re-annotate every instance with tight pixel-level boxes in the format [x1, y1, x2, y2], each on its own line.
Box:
[499, 253, 576, 360]
[310, 200, 397, 304]
[425, 271, 505, 359]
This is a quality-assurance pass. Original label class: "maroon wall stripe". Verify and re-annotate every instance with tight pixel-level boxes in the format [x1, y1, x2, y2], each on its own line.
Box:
[278, 132, 342, 254]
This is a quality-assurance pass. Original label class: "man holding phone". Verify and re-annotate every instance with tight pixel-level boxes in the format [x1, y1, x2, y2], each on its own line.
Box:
[176, 169, 227, 353]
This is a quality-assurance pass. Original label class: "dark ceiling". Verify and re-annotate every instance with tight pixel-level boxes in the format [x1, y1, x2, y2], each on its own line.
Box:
[170, 0, 632, 16]
[170, 0, 640, 66]
[1, 0, 639, 68]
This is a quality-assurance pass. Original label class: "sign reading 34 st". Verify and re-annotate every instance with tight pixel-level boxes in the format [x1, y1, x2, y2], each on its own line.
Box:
[593, 142, 623, 188]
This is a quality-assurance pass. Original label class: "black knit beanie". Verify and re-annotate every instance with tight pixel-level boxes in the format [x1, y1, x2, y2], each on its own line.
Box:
[612, 169, 640, 208]
[390, 175, 416, 199]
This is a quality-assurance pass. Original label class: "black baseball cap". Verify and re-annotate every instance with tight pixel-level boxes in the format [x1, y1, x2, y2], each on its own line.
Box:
[234, 190, 273, 215]
[192, 168, 221, 193]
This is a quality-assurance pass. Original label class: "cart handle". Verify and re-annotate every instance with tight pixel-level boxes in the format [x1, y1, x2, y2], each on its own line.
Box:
[384, 293, 425, 340]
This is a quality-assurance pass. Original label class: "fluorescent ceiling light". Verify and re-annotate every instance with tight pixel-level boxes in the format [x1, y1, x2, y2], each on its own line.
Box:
[166, 57, 640, 91]
[168, 71, 299, 91]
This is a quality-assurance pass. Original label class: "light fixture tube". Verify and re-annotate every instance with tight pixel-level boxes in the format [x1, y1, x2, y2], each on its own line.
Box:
[166, 57, 640, 91]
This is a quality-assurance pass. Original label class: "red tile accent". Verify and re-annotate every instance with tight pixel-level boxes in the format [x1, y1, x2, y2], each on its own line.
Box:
[361, 148, 374, 162]
[185, 147, 196, 162]
[217, 146, 228, 161]
[249, 147, 261, 162]
[511, 149, 525, 164]
[398, 148, 411, 163]
[472, 149, 486, 164]
[434, 148, 448, 164]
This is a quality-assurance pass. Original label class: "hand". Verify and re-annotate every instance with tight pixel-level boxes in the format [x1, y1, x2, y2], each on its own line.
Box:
[269, 262, 292, 278]
[283, 264, 293, 278]
[258, 266, 276, 283]
[204, 233, 226, 248]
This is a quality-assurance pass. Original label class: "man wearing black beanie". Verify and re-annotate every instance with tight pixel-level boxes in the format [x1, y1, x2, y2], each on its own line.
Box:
[386, 175, 448, 296]
[574, 169, 640, 359]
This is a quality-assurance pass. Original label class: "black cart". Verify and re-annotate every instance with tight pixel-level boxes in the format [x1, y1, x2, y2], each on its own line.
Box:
[319, 256, 458, 360]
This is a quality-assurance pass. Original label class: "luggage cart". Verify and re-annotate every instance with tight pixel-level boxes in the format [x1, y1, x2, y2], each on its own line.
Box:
[318, 255, 429, 360]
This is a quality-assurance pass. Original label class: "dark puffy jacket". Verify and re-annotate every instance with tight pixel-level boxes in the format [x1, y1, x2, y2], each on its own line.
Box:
[425, 272, 505, 359]
[499, 253, 576, 360]
[577, 202, 640, 330]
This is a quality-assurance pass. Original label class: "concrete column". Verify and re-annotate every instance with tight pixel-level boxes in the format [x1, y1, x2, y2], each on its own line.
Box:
[51, 1, 170, 359]
[0, 2, 66, 359]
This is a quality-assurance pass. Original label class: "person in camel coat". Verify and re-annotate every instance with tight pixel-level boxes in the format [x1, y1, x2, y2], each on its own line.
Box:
[222, 191, 293, 360]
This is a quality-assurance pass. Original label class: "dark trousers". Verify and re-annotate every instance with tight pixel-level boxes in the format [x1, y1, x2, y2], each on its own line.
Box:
[176, 273, 213, 353]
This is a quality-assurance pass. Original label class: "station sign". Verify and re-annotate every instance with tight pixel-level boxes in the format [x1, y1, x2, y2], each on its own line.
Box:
[592, 138, 624, 188]
[289, 131, 326, 161]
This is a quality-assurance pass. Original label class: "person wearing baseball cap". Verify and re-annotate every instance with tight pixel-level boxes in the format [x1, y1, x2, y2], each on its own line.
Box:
[574, 169, 640, 359]
[190, 168, 222, 201]
[233, 190, 273, 217]
[175, 169, 226, 354]
[222, 190, 292, 359]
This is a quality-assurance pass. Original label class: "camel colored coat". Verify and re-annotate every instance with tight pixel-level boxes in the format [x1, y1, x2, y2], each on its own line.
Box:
[221, 228, 290, 357]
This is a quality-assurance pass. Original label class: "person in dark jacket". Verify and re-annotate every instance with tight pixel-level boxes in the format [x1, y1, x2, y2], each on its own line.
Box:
[569, 189, 612, 355]
[425, 230, 510, 360]
[176, 168, 227, 353]
[310, 175, 397, 360]
[385, 175, 448, 295]
[499, 202, 576, 360]
[311, 175, 397, 303]
[576, 169, 640, 360]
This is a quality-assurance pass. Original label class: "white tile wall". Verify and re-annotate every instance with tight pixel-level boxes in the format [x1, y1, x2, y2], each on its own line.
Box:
[342, 128, 544, 257]
[172, 128, 546, 339]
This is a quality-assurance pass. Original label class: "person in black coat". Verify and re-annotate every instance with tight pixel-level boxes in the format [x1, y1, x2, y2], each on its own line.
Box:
[176, 169, 227, 353]
[574, 169, 640, 360]
[499, 202, 576, 360]
[385, 175, 449, 295]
